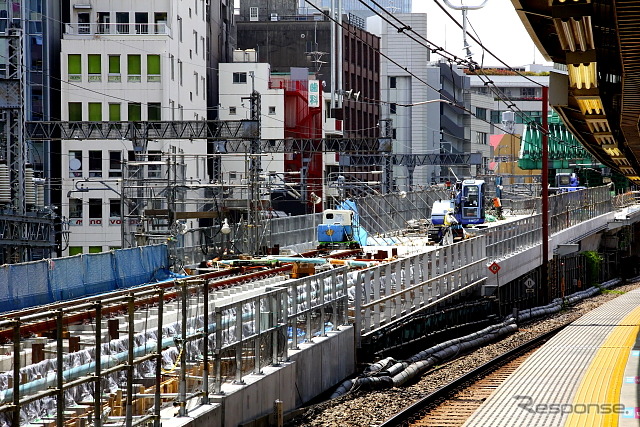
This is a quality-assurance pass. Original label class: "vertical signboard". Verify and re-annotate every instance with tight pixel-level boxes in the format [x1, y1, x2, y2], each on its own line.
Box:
[308, 79, 320, 108]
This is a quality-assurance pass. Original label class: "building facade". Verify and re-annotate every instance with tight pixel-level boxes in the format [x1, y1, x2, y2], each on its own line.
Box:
[60, 0, 208, 255]
[301, 0, 412, 16]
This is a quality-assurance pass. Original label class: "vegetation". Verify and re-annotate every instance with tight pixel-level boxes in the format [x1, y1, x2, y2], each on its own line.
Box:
[582, 251, 603, 286]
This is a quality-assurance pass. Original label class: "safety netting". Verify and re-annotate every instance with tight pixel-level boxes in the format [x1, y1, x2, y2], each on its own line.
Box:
[0, 244, 170, 313]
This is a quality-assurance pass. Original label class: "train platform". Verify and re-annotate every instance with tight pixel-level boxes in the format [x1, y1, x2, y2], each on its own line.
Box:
[464, 288, 640, 426]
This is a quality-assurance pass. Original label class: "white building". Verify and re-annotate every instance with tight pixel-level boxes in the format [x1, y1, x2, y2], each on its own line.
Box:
[468, 73, 550, 136]
[60, 0, 208, 256]
[218, 54, 285, 198]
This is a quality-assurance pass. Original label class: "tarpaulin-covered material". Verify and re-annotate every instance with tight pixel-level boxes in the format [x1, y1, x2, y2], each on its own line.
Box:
[0, 244, 170, 313]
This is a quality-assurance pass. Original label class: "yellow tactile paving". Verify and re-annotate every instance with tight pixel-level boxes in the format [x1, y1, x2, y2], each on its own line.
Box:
[463, 289, 640, 427]
[564, 307, 640, 427]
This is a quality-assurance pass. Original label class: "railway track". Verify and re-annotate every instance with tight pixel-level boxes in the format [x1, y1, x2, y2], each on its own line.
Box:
[380, 325, 566, 427]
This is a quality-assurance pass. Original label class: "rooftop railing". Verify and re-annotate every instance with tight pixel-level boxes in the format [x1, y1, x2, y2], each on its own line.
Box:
[65, 22, 170, 37]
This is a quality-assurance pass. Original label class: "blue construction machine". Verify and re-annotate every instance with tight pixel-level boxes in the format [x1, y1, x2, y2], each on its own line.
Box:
[317, 209, 361, 250]
[429, 178, 486, 243]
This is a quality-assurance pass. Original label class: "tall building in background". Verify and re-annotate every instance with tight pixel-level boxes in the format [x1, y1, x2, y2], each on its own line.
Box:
[59, 0, 208, 256]
[0, 0, 60, 262]
[301, 0, 411, 15]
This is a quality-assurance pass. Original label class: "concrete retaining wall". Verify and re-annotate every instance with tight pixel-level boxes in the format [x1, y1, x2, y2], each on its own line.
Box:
[177, 326, 355, 427]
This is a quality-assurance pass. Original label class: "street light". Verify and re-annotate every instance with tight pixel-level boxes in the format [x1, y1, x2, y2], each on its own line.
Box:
[310, 192, 322, 245]
[220, 218, 231, 235]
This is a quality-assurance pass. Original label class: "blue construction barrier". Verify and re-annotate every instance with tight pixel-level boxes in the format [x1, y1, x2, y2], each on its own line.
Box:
[0, 244, 171, 314]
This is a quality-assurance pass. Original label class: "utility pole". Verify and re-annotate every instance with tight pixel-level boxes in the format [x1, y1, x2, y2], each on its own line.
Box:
[541, 86, 549, 305]
[247, 71, 262, 255]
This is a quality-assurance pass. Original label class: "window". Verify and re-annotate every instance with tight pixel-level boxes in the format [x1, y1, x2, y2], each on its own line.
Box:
[109, 151, 122, 177]
[170, 54, 175, 80]
[69, 198, 82, 218]
[89, 150, 102, 177]
[194, 72, 199, 96]
[108, 55, 120, 82]
[88, 102, 102, 122]
[154, 12, 168, 34]
[69, 247, 83, 256]
[109, 103, 121, 127]
[229, 106, 236, 115]
[68, 54, 81, 81]
[148, 103, 161, 121]
[109, 199, 121, 217]
[89, 246, 102, 254]
[268, 106, 276, 115]
[194, 31, 198, 54]
[147, 55, 161, 82]
[89, 199, 102, 220]
[134, 12, 148, 34]
[128, 103, 141, 121]
[116, 12, 129, 34]
[97, 11, 110, 34]
[389, 76, 396, 88]
[389, 103, 397, 114]
[178, 15, 182, 41]
[249, 7, 258, 21]
[476, 132, 487, 145]
[88, 54, 101, 82]
[521, 87, 536, 98]
[475, 107, 487, 121]
[127, 54, 141, 82]
[392, 128, 397, 139]
[233, 72, 247, 84]
[179, 60, 183, 85]
[69, 150, 82, 177]
[147, 151, 162, 178]
[77, 12, 90, 34]
[68, 102, 82, 121]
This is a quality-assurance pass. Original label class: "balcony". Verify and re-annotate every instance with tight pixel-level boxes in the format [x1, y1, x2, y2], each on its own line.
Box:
[65, 22, 171, 37]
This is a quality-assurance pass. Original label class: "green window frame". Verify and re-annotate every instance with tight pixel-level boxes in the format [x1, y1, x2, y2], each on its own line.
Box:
[128, 103, 141, 121]
[108, 55, 121, 82]
[148, 103, 161, 121]
[88, 54, 101, 74]
[147, 55, 160, 74]
[88, 103, 102, 121]
[147, 55, 161, 82]
[127, 54, 141, 82]
[69, 247, 83, 256]
[68, 54, 81, 81]
[68, 102, 82, 121]
[109, 103, 121, 121]
[68, 54, 81, 74]
[109, 55, 120, 74]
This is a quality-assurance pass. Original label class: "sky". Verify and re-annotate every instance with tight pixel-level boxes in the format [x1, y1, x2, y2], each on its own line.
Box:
[412, 0, 552, 68]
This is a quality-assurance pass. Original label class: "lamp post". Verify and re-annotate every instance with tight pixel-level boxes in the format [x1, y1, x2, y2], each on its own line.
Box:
[310, 192, 322, 245]
[220, 218, 231, 255]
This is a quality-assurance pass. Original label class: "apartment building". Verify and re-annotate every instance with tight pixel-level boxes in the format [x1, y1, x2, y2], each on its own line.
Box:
[60, 0, 208, 255]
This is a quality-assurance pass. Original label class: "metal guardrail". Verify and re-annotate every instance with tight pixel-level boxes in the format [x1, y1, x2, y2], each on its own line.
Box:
[0, 266, 350, 425]
[485, 186, 614, 262]
[353, 236, 486, 339]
